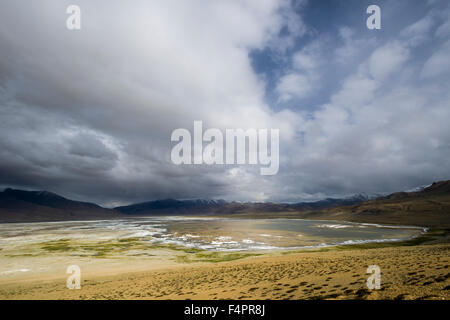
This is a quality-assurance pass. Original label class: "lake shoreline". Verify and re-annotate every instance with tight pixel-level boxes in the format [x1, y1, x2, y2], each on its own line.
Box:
[0, 217, 448, 300]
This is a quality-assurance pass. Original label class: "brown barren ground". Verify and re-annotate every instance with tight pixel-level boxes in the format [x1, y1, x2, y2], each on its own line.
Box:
[0, 243, 448, 300]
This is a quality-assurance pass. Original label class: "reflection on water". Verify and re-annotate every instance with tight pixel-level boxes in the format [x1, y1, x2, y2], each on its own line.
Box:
[0, 217, 425, 252]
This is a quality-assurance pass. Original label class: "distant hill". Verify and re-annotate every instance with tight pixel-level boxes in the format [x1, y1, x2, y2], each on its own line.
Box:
[0, 188, 368, 222]
[289, 194, 369, 211]
[114, 195, 368, 215]
[2, 180, 449, 227]
[301, 181, 450, 228]
[115, 199, 228, 215]
[0, 188, 120, 222]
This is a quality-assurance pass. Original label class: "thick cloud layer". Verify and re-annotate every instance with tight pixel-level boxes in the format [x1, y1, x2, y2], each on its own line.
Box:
[0, 0, 449, 206]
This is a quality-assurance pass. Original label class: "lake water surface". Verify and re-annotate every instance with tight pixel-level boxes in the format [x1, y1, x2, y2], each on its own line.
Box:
[0, 217, 425, 252]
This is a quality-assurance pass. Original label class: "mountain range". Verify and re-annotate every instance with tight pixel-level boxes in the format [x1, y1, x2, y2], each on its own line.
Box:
[1, 181, 449, 227]
[114, 194, 368, 215]
[300, 180, 450, 228]
[0, 188, 120, 222]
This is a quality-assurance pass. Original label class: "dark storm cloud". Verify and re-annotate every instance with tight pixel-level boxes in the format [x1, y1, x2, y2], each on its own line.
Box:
[0, 0, 450, 205]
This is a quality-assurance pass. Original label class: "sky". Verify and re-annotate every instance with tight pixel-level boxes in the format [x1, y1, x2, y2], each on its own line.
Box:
[1, 0, 450, 206]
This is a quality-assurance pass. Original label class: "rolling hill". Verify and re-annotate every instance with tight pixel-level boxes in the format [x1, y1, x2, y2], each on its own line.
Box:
[0, 188, 120, 222]
[1, 180, 449, 228]
[301, 181, 450, 228]
[114, 195, 368, 216]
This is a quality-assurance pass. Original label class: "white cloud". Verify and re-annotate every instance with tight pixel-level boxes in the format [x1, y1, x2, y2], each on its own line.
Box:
[275, 38, 325, 103]
[435, 8, 450, 38]
[1, 0, 450, 204]
[421, 40, 450, 78]
[276, 73, 313, 102]
[368, 42, 410, 81]
[400, 14, 435, 46]
[436, 19, 450, 38]
[266, 0, 308, 54]
[335, 27, 376, 65]
[293, 52, 317, 70]
[0, 0, 302, 203]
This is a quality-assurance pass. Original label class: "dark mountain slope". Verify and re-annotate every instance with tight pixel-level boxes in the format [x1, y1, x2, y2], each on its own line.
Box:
[301, 181, 450, 228]
[2, 180, 449, 227]
[0, 188, 120, 222]
[115, 195, 368, 215]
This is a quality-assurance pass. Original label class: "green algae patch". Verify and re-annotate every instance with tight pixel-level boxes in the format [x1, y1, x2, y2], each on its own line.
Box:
[150, 243, 204, 254]
[39, 238, 151, 258]
[41, 239, 74, 252]
[279, 229, 449, 255]
[36, 238, 208, 259]
[176, 251, 262, 263]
